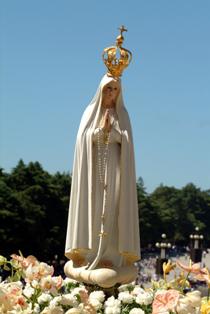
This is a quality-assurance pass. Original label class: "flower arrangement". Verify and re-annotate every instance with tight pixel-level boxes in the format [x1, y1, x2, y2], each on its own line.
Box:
[0, 253, 209, 314]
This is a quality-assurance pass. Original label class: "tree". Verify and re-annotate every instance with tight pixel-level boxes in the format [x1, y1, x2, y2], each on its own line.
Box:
[149, 184, 181, 243]
[0, 160, 209, 261]
[0, 160, 71, 260]
[180, 183, 210, 243]
[137, 177, 161, 246]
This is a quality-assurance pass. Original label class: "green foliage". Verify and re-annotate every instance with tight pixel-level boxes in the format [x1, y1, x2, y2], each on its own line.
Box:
[0, 161, 209, 261]
[137, 178, 210, 247]
[137, 177, 162, 246]
[0, 160, 71, 261]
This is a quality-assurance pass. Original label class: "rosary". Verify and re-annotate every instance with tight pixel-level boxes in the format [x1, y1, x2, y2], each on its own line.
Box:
[97, 128, 110, 184]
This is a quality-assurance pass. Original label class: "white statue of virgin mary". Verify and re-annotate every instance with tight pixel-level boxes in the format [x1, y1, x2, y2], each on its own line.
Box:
[65, 27, 140, 287]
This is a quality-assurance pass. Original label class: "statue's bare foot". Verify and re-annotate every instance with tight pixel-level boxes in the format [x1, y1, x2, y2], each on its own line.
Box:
[71, 253, 86, 267]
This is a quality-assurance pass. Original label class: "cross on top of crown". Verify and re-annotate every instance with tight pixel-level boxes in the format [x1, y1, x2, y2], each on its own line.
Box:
[118, 25, 127, 36]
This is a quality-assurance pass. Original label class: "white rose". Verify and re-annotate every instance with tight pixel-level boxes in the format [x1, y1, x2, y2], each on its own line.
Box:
[89, 290, 105, 303]
[41, 305, 63, 314]
[136, 292, 153, 305]
[65, 309, 82, 314]
[39, 262, 54, 277]
[63, 277, 78, 285]
[71, 287, 87, 296]
[176, 295, 197, 314]
[33, 303, 40, 314]
[105, 296, 119, 307]
[15, 281, 23, 289]
[23, 283, 35, 298]
[89, 298, 103, 310]
[25, 264, 39, 281]
[31, 280, 39, 288]
[104, 296, 121, 314]
[129, 308, 145, 314]
[185, 290, 201, 307]
[38, 293, 52, 304]
[50, 296, 62, 307]
[51, 276, 63, 289]
[176, 291, 201, 314]
[131, 286, 145, 296]
[49, 306, 63, 314]
[105, 306, 121, 314]
[176, 302, 195, 314]
[112, 306, 121, 314]
[118, 291, 134, 304]
[60, 294, 78, 307]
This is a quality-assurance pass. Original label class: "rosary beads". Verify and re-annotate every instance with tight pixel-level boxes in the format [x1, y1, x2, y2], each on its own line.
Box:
[97, 128, 110, 185]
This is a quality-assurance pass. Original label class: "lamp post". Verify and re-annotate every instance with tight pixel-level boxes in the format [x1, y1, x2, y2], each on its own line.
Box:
[155, 234, 171, 276]
[189, 227, 204, 263]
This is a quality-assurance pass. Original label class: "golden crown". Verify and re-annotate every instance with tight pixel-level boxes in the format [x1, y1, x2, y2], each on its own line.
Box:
[102, 26, 132, 78]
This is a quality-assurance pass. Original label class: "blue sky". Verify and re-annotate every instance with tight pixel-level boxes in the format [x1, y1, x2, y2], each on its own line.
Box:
[0, 0, 210, 193]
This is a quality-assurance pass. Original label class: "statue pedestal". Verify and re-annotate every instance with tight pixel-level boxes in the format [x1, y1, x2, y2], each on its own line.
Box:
[64, 260, 138, 288]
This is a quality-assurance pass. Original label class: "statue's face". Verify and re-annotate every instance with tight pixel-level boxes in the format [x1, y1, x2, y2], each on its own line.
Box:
[102, 80, 120, 107]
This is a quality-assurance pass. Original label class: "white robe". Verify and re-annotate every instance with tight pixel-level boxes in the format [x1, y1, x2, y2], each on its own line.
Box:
[65, 74, 140, 268]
